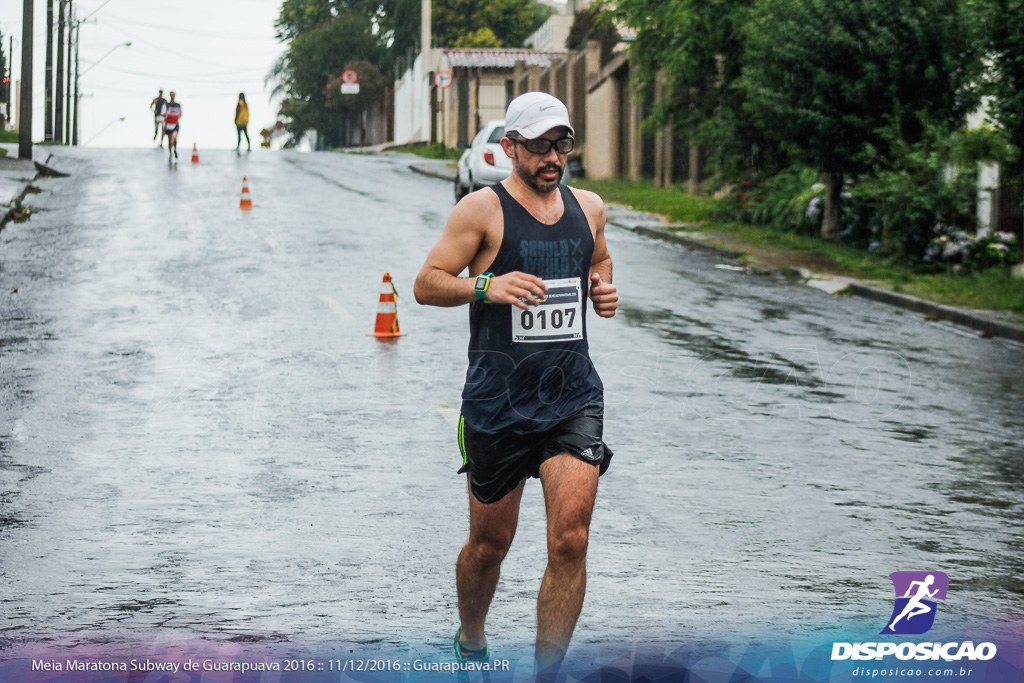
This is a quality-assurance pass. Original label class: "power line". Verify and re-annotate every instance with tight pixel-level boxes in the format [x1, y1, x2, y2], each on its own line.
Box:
[82, 80, 276, 99]
[84, 61, 270, 82]
[94, 17, 283, 67]
[98, 11, 275, 41]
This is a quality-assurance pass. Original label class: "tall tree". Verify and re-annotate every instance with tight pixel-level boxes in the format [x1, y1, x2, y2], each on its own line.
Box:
[324, 59, 388, 144]
[431, 0, 553, 49]
[275, 0, 383, 41]
[270, 0, 556, 146]
[271, 7, 387, 147]
[737, 0, 982, 239]
[617, 0, 761, 179]
[983, 0, 1024, 186]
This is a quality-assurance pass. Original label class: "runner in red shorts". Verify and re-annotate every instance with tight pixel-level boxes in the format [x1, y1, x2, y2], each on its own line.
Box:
[163, 91, 182, 160]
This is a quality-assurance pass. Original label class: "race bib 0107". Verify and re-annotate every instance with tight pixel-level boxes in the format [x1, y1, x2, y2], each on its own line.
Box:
[511, 277, 583, 343]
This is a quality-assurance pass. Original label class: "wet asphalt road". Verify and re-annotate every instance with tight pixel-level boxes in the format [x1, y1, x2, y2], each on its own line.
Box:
[1, 148, 1022, 667]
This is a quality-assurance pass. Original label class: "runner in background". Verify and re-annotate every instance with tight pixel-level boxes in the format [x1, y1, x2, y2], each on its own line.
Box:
[150, 89, 167, 148]
[235, 93, 250, 152]
[163, 91, 182, 160]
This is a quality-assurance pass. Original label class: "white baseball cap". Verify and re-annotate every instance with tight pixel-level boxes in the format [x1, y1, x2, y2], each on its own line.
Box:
[504, 92, 574, 140]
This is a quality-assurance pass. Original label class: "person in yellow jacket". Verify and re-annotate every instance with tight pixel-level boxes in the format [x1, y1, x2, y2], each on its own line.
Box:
[235, 93, 250, 152]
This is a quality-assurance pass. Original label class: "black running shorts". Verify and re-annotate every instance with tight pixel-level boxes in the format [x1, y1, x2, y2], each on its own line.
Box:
[458, 404, 613, 504]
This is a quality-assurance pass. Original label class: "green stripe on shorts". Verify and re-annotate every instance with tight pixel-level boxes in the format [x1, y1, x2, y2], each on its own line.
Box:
[458, 413, 467, 465]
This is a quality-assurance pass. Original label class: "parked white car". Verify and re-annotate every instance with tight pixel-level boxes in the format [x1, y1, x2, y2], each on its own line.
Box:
[454, 120, 575, 201]
[454, 120, 511, 201]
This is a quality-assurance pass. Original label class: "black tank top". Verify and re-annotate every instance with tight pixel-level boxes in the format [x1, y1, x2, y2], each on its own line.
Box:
[461, 183, 604, 434]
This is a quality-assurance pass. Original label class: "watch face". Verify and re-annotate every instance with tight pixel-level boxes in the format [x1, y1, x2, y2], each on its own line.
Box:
[475, 276, 488, 290]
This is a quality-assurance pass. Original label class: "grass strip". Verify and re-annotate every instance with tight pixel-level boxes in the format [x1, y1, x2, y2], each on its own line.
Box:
[573, 178, 725, 223]
[581, 178, 1024, 314]
[393, 143, 463, 161]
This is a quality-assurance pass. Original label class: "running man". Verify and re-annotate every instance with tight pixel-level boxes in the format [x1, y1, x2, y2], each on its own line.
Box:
[150, 89, 167, 147]
[163, 92, 182, 160]
[888, 574, 939, 631]
[414, 92, 618, 677]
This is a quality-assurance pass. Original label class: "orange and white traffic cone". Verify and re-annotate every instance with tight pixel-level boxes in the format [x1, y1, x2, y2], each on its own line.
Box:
[239, 176, 252, 210]
[371, 273, 405, 338]
[191, 143, 199, 163]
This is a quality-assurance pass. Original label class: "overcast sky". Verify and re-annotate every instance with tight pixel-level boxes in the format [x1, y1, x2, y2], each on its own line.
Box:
[2, 0, 284, 149]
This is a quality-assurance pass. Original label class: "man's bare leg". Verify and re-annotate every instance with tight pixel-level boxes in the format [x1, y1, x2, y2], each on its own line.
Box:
[456, 477, 526, 651]
[535, 454, 599, 674]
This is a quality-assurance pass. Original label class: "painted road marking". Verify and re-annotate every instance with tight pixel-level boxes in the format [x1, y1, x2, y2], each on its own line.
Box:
[318, 294, 355, 321]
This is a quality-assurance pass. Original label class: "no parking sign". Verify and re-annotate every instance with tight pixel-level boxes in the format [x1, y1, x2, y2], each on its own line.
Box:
[433, 71, 453, 89]
[341, 70, 360, 94]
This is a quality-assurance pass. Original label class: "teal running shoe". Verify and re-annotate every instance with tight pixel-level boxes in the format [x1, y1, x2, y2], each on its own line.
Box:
[454, 627, 490, 662]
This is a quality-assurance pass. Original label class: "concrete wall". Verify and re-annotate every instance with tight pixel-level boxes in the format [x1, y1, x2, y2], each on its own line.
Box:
[568, 52, 587, 150]
[436, 71, 510, 148]
[407, 44, 687, 187]
[584, 76, 620, 179]
[393, 53, 432, 144]
[525, 15, 575, 52]
[439, 79, 458, 149]
[477, 78, 508, 128]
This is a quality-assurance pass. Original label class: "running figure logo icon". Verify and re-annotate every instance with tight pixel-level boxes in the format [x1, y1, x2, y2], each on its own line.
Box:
[881, 571, 949, 635]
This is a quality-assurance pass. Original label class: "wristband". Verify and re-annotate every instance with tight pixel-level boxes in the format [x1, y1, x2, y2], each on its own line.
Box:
[473, 272, 494, 300]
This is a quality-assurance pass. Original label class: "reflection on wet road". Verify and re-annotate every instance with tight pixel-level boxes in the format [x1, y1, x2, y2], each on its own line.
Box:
[1, 148, 1022, 664]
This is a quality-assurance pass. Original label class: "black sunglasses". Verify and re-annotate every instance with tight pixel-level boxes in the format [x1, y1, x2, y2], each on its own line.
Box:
[509, 135, 574, 155]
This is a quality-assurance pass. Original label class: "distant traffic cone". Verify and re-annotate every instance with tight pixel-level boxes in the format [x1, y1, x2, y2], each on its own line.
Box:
[191, 143, 199, 163]
[371, 273, 405, 338]
[239, 176, 253, 210]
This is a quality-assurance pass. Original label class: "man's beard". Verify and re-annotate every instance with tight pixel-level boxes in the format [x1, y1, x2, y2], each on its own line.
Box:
[514, 154, 562, 193]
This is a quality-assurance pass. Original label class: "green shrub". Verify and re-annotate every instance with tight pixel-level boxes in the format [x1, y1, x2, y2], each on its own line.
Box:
[850, 119, 1012, 263]
[732, 165, 821, 232]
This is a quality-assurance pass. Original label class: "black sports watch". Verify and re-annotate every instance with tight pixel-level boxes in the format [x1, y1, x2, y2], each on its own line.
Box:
[474, 272, 494, 300]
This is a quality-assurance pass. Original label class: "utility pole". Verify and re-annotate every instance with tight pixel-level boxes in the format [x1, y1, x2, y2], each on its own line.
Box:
[45, 0, 54, 141]
[72, 15, 79, 146]
[56, 0, 65, 143]
[65, 0, 72, 144]
[6, 36, 12, 125]
[18, 0, 34, 160]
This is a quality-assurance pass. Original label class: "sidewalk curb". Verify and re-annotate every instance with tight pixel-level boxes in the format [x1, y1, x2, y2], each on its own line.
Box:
[628, 224, 741, 260]
[1, 152, 71, 231]
[0, 175, 40, 232]
[34, 160, 70, 178]
[847, 283, 1024, 343]
[409, 163, 456, 182]
[612, 220, 1024, 344]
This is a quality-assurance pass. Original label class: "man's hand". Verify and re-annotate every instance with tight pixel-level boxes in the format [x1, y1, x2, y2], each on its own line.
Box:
[590, 273, 618, 318]
[486, 272, 548, 310]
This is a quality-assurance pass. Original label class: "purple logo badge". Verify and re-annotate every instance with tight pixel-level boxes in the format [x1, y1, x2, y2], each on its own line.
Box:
[881, 571, 949, 635]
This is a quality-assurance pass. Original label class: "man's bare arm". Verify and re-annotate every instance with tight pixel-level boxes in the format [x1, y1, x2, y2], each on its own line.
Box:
[572, 188, 617, 318]
[414, 192, 548, 309]
[414, 195, 488, 307]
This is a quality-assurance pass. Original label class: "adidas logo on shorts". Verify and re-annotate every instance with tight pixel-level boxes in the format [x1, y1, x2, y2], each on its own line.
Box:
[580, 447, 598, 461]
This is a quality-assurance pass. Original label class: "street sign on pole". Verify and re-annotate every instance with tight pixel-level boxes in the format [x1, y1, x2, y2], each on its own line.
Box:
[341, 83, 360, 95]
[433, 70, 453, 89]
[341, 70, 358, 84]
